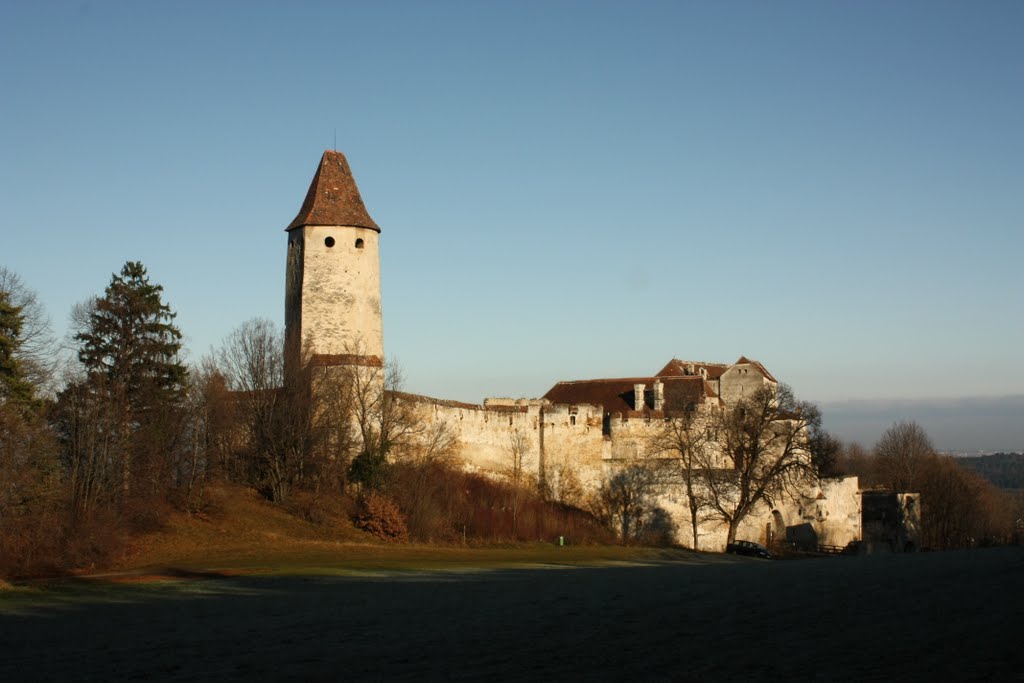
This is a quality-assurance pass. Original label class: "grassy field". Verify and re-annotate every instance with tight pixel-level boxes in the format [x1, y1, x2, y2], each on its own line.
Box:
[4, 485, 1019, 679]
[3, 487, 1021, 679]
[2, 547, 1022, 680]
[76, 485, 692, 580]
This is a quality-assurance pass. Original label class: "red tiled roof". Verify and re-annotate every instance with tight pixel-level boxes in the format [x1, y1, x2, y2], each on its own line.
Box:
[656, 358, 730, 380]
[543, 376, 715, 414]
[287, 150, 380, 232]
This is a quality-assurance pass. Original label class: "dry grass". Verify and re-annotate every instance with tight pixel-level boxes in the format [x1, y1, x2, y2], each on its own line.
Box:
[102, 483, 676, 579]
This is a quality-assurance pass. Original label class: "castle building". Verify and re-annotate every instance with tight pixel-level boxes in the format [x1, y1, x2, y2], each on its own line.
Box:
[284, 150, 909, 552]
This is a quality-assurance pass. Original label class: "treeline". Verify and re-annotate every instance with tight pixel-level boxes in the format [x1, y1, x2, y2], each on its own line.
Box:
[827, 423, 1024, 549]
[957, 453, 1024, 491]
[0, 263, 609, 578]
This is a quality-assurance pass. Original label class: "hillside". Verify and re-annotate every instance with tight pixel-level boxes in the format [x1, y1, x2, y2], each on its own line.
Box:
[958, 452, 1024, 490]
[105, 484, 675, 577]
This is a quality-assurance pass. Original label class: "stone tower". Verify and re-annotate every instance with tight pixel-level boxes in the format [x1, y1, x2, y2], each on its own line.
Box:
[285, 151, 383, 369]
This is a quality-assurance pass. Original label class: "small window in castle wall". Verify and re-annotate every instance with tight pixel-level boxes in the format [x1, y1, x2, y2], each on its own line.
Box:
[570, 415, 576, 426]
[355, 238, 364, 249]
[324, 236, 335, 248]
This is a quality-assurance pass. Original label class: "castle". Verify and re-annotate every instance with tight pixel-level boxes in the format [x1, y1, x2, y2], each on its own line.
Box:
[284, 150, 914, 552]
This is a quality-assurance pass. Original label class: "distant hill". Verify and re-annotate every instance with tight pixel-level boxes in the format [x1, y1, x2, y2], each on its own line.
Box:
[957, 452, 1024, 490]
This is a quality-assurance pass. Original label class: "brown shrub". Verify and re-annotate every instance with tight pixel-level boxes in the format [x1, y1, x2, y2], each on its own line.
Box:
[0, 507, 129, 579]
[385, 460, 613, 545]
[354, 493, 409, 543]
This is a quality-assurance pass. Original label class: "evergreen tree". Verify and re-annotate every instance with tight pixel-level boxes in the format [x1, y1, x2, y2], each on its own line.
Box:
[76, 261, 186, 412]
[0, 290, 37, 407]
[63, 261, 187, 505]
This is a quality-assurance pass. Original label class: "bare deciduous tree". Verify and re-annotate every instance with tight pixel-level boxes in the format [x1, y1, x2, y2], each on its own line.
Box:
[53, 371, 123, 517]
[591, 463, 661, 543]
[705, 384, 819, 546]
[218, 318, 309, 503]
[874, 421, 935, 492]
[549, 458, 585, 507]
[220, 326, 451, 505]
[868, 421, 1017, 549]
[345, 356, 440, 490]
[506, 428, 531, 534]
[647, 409, 715, 550]
[178, 358, 241, 512]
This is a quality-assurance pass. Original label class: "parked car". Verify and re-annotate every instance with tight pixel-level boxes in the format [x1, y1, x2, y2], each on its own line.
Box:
[725, 540, 773, 559]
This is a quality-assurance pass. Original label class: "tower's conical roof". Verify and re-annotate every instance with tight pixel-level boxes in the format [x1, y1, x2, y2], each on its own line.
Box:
[286, 150, 380, 232]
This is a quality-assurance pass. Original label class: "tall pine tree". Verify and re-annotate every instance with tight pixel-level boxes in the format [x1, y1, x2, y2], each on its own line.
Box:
[76, 261, 186, 412]
[0, 290, 37, 407]
[66, 261, 187, 505]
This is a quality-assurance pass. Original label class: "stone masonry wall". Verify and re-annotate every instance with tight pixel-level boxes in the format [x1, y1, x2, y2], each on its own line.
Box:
[290, 225, 384, 360]
[405, 396, 863, 551]
[718, 364, 773, 405]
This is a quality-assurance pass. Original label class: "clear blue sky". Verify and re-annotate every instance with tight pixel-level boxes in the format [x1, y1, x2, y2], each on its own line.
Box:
[2, 2, 1022, 447]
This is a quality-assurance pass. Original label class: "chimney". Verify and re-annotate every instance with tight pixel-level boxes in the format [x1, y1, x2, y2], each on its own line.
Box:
[653, 380, 664, 411]
[633, 383, 645, 412]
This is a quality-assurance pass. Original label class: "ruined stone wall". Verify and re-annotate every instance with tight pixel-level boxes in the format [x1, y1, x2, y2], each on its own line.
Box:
[769, 476, 862, 548]
[606, 411, 730, 467]
[534, 403, 607, 502]
[638, 476, 861, 552]
[287, 225, 383, 360]
[403, 394, 863, 552]
[401, 399, 541, 481]
[598, 413, 861, 550]
[607, 414, 655, 460]
[861, 490, 921, 553]
[404, 398, 606, 504]
[438, 402, 541, 476]
[594, 469, 770, 552]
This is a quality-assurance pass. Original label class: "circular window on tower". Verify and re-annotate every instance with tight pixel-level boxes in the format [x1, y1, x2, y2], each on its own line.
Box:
[355, 238, 364, 249]
[324, 236, 335, 248]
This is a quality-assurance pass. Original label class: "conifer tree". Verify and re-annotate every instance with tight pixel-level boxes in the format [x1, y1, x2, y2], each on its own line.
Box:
[0, 290, 37, 407]
[1, 266, 58, 397]
[63, 261, 187, 505]
[76, 261, 186, 412]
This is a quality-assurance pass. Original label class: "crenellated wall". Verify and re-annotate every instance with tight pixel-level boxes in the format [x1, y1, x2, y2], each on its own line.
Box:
[402, 397, 607, 500]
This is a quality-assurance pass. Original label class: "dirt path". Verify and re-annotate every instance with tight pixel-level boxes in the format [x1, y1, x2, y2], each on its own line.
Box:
[2, 547, 1021, 680]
